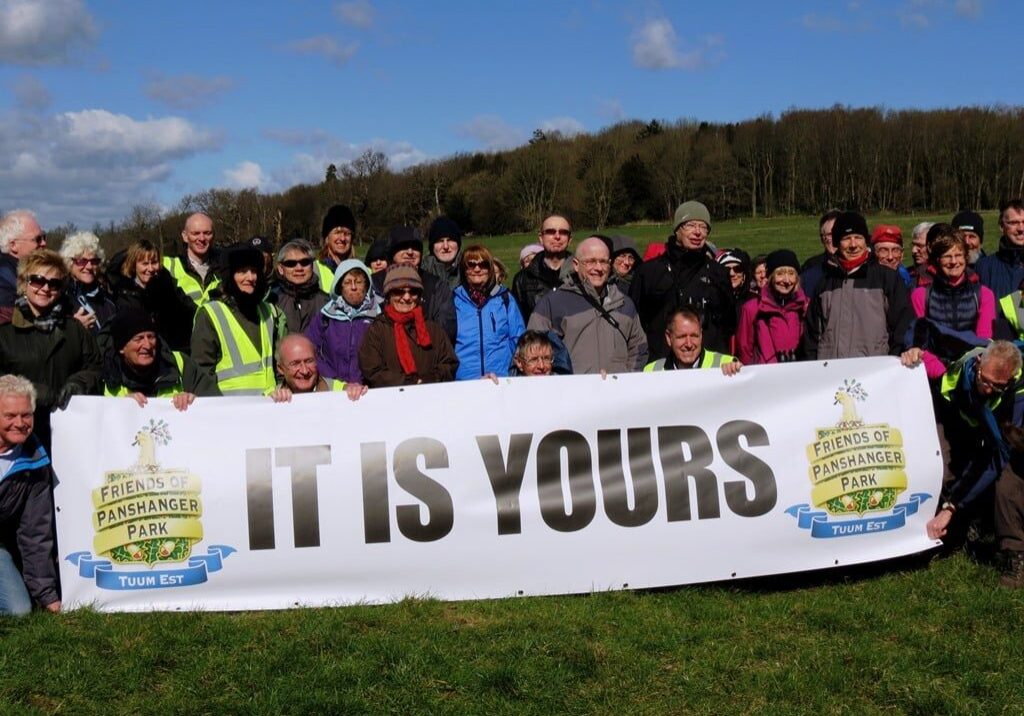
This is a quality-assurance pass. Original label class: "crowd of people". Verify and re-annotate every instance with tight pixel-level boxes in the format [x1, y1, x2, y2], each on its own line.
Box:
[2, 197, 1024, 615]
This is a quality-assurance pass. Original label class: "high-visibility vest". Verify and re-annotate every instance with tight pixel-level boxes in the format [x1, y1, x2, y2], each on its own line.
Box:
[200, 301, 277, 395]
[643, 350, 735, 372]
[104, 352, 186, 397]
[316, 261, 336, 294]
[939, 347, 1023, 425]
[999, 292, 1024, 339]
[163, 256, 220, 306]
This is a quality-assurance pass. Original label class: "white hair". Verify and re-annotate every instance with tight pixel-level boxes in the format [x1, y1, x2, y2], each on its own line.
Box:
[0, 374, 37, 411]
[0, 209, 38, 254]
[912, 222, 934, 240]
[277, 238, 315, 263]
[59, 231, 105, 265]
[981, 340, 1023, 377]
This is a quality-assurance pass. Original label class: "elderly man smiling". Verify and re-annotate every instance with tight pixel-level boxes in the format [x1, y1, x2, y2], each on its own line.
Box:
[527, 236, 647, 374]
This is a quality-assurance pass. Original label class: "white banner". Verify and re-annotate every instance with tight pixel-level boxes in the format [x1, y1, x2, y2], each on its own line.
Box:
[54, 357, 941, 612]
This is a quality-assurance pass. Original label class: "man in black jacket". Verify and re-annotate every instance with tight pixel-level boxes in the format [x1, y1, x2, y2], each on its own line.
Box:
[0, 374, 60, 615]
[629, 201, 735, 360]
[511, 214, 575, 321]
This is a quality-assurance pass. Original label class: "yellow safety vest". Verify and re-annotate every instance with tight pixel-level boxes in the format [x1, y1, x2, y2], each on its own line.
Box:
[939, 347, 1023, 425]
[316, 261, 336, 294]
[163, 256, 220, 306]
[104, 352, 187, 397]
[643, 350, 735, 372]
[200, 301, 277, 395]
[999, 292, 1024, 339]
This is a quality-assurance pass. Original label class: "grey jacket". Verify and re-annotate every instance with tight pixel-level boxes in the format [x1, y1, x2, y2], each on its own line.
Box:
[527, 275, 648, 374]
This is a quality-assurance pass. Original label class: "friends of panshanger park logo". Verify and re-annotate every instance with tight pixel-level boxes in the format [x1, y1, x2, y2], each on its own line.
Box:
[66, 419, 234, 590]
[786, 380, 932, 538]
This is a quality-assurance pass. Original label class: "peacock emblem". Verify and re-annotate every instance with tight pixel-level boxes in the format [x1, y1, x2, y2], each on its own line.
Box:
[833, 379, 868, 428]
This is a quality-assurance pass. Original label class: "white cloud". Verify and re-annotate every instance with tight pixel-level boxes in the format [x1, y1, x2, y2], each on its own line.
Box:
[631, 19, 723, 71]
[334, 0, 374, 28]
[11, 74, 51, 112]
[223, 160, 270, 190]
[597, 98, 625, 121]
[0, 0, 97, 66]
[539, 116, 586, 137]
[0, 108, 220, 227]
[286, 35, 358, 66]
[144, 72, 235, 110]
[455, 114, 527, 151]
[954, 0, 983, 18]
[262, 129, 428, 188]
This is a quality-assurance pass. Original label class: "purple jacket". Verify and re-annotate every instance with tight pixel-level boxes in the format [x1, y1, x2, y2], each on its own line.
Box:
[305, 314, 375, 383]
[735, 284, 809, 364]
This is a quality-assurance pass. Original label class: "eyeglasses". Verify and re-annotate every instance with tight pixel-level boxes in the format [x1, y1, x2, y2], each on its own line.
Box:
[72, 257, 102, 267]
[976, 362, 1012, 392]
[465, 259, 491, 270]
[725, 266, 745, 275]
[524, 355, 554, 366]
[390, 287, 422, 297]
[27, 274, 64, 291]
[280, 258, 314, 268]
[19, 233, 45, 246]
[542, 228, 571, 237]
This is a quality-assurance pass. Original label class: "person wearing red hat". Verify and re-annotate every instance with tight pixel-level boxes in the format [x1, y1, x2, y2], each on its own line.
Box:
[871, 224, 913, 288]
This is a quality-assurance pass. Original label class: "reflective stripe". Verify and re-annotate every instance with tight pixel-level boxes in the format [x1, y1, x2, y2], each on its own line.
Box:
[163, 256, 219, 306]
[643, 359, 666, 372]
[201, 301, 277, 394]
[104, 352, 186, 397]
[1000, 292, 1024, 337]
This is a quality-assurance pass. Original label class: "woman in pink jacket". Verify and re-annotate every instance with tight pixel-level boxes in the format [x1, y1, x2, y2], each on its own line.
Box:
[736, 249, 809, 364]
[904, 228, 995, 380]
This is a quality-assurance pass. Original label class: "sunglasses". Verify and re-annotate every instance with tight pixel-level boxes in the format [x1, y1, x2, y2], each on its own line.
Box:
[72, 257, 102, 267]
[390, 287, 422, 297]
[27, 274, 64, 291]
[465, 259, 491, 270]
[542, 228, 571, 237]
[280, 258, 314, 268]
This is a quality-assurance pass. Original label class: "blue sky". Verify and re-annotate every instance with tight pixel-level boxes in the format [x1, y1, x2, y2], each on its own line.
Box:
[0, 0, 1016, 228]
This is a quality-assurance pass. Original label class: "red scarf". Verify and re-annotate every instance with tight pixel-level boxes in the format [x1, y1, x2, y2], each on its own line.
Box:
[385, 304, 432, 375]
[838, 252, 870, 274]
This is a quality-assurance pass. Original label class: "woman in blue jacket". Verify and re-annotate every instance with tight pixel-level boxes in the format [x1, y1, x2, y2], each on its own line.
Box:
[453, 245, 526, 379]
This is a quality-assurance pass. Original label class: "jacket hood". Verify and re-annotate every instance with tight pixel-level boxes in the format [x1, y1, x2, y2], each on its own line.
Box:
[331, 258, 372, 295]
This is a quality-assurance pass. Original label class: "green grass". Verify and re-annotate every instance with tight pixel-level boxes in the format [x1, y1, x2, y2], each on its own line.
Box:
[473, 211, 999, 281]
[2, 553, 1022, 714]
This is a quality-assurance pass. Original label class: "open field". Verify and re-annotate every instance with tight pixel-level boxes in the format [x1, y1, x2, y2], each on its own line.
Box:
[3, 211, 1016, 715]
[2, 553, 1023, 714]
[474, 211, 1000, 281]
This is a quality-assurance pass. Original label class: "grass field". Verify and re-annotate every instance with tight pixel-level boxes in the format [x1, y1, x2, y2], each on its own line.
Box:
[476, 211, 999, 282]
[3, 211, 1017, 715]
[3, 552, 1023, 714]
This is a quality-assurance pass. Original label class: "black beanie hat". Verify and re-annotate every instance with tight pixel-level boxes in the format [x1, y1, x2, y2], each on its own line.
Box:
[951, 210, 984, 240]
[111, 307, 157, 350]
[387, 226, 423, 260]
[831, 211, 870, 247]
[427, 216, 463, 249]
[364, 237, 389, 267]
[321, 205, 356, 239]
[221, 243, 268, 303]
[765, 249, 800, 275]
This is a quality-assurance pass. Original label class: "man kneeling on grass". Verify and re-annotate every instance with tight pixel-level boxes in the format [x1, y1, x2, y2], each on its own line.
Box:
[643, 307, 742, 376]
[0, 374, 60, 615]
[270, 334, 367, 403]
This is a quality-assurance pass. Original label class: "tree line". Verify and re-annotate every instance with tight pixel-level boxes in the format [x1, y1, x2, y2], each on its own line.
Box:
[44, 105, 1024, 256]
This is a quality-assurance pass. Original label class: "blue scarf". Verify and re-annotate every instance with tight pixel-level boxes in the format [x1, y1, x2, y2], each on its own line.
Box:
[320, 290, 383, 322]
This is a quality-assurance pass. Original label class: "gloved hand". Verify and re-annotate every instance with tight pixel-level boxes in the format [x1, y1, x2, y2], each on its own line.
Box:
[54, 382, 85, 410]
